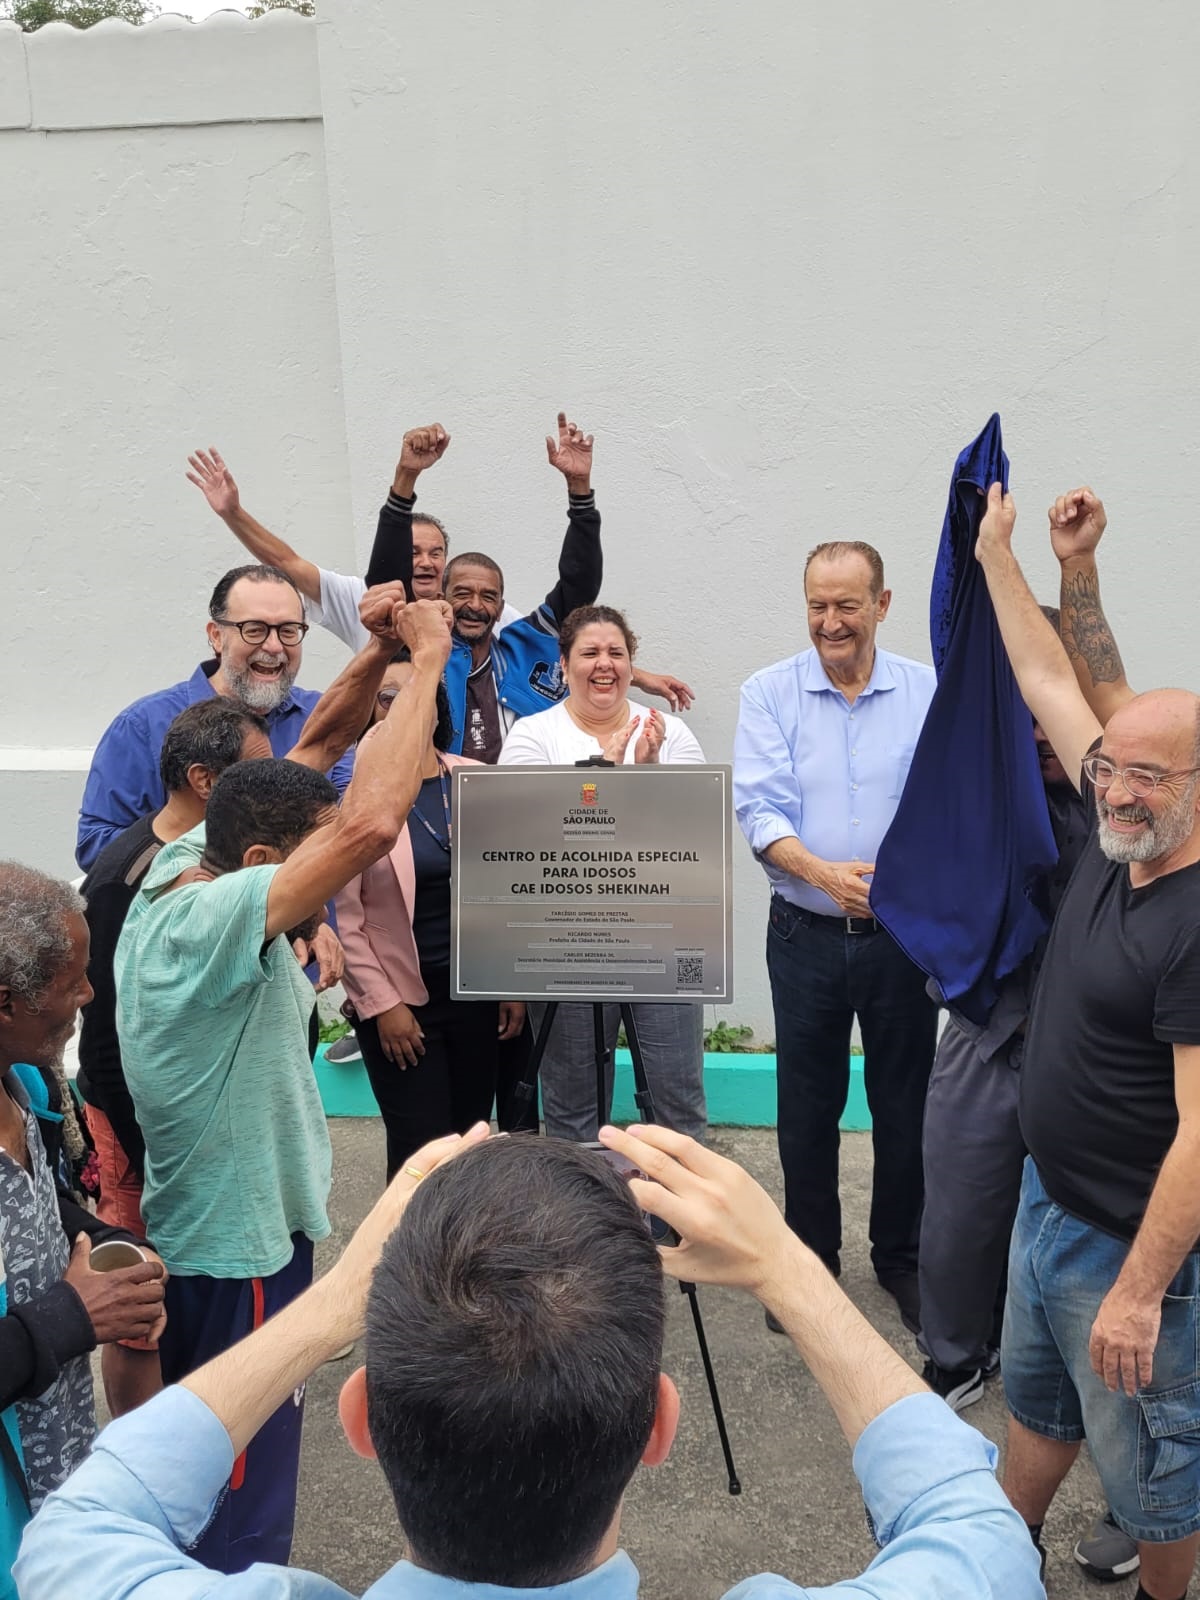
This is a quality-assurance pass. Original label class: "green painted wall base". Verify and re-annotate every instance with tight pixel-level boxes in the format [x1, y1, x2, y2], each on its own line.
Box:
[314, 1045, 873, 1131]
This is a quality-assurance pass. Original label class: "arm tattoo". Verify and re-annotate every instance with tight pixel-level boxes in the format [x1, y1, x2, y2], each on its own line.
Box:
[1061, 568, 1127, 686]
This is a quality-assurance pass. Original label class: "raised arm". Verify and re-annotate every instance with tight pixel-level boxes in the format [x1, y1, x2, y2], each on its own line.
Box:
[285, 582, 408, 774]
[540, 411, 602, 624]
[263, 600, 453, 940]
[364, 425, 450, 594]
[1049, 486, 1136, 725]
[186, 448, 321, 605]
[975, 483, 1102, 787]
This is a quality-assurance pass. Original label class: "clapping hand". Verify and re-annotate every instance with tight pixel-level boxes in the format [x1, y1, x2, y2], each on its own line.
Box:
[634, 707, 666, 764]
[545, 411, 594, 493]
[186, 447, 240, 519]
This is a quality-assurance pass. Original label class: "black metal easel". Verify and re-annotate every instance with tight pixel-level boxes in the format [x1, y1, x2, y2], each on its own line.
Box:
[506, 758, 742, 1495]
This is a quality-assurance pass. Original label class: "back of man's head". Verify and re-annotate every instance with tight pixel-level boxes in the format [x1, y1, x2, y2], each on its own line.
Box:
[159, 700, 269, 795]
[365, 1136, 665, 1587]
[204, 759, 338, 873]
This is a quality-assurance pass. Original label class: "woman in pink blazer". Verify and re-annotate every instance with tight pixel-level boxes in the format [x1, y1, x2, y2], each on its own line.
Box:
[336, 649, 525, 1178]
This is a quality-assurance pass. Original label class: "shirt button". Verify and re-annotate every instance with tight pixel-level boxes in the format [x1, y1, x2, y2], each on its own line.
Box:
[852, 819, 860, 826]
[851, 783, 859, 792]
[849, 713, 855, 721]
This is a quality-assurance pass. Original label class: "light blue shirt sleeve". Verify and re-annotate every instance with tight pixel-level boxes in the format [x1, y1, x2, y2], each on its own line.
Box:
[14, 1386, 352, 1598]
[733, 671, 806, 859]
[722, 1395, 1044, 1599]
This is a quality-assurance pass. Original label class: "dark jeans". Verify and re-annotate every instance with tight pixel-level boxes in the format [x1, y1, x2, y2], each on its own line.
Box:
[497, 1018, 540, 1133]
[357, 968, 498, 1181]
[159, 1235, 313, 1573]
[766, 895, 937, 1277]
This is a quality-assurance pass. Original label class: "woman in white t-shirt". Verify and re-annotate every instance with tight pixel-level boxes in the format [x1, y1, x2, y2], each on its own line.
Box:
[497, 605, 707, 1143]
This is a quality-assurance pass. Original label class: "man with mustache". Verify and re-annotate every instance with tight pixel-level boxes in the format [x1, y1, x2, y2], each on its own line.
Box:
[112, 594, 452, 1576]
[976, 485, 1200, 1600]
[733, 540, 937, 1338]
[76, 564, 354, 872]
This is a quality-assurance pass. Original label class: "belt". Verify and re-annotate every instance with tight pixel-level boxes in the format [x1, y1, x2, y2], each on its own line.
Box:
[774, 895, 879, 936]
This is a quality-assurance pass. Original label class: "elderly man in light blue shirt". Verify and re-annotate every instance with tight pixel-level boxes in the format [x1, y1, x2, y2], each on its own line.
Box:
[734, 540, 936, 1338]
[17, 1125, 1043, 1600]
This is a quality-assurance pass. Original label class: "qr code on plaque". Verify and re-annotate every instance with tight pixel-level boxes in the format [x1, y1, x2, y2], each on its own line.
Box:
[675, 953, 704, 989]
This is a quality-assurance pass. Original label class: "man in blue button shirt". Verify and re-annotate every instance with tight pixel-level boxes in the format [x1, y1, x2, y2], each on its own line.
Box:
[734, 541, 937, 1334]
[16, 1123, 1043, 1600]
[76, 563, 355, 872]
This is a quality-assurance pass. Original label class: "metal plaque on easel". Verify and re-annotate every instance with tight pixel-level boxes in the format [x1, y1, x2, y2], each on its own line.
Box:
[452, 764, 733, 1003]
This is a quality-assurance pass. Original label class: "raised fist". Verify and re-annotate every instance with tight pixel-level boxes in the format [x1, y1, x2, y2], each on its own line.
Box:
[1048, 486, 1107, 564]
[398, 425, 451, 477]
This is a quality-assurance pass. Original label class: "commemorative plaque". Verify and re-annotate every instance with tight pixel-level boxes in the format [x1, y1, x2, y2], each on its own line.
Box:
[452, 765, 733, 1002]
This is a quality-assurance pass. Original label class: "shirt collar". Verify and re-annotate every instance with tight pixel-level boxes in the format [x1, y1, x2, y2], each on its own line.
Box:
[801, 646, 897, 698]
[189, 659, 297, 720]
[366, 1552, 640, 1600]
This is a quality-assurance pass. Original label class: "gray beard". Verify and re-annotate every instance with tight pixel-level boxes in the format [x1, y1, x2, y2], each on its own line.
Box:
[1096, 783, 1198, 865]
[222, 656, 295, 714]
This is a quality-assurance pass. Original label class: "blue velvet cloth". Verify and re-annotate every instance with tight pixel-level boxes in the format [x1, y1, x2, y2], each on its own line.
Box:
[871, 414, 1058, 1025]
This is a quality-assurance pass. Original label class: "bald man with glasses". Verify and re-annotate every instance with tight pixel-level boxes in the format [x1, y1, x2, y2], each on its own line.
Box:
[77, 564, 355, 872]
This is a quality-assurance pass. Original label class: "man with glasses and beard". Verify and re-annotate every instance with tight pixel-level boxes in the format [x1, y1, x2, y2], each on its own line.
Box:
[975, 484, 1200, 1600]
[76, 564, 354, 872]
[111, 595, 452, 1578]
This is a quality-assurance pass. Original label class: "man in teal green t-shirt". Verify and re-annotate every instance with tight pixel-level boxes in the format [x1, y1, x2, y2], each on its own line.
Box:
[114, 595, 453, 1577]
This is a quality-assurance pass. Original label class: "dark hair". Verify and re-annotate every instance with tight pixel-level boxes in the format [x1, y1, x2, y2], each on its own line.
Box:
[158, 700, 269, 794]
[203, 759, 338, 873]
[803, 540, 886, 598]
[208, 563, 304, 620]
[383, 648, 454, 753]
[444, 552, 504, 594]
[365, 1137, 665, 1587]
[413, 512, 450, 554]
[559, 604, 638, 662]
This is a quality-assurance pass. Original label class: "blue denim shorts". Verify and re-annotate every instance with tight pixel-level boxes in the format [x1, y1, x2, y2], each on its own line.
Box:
[1003, 1158, 1200, 1543]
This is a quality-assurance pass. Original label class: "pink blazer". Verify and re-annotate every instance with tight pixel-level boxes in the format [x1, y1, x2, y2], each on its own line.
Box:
[335, 751, 478, 1017]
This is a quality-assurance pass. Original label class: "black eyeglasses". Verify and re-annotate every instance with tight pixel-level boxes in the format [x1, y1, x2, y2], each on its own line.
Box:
[214, 618, 309, 646]
[1083, 754, 1200, 799]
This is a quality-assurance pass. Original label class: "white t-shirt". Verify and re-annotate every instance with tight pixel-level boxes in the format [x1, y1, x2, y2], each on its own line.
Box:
[498, 697, 705, 766]
[310, 568, 523, 651]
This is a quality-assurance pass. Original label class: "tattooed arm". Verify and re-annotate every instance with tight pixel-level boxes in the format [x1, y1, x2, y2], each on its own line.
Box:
[1048, 487, 1136, 725]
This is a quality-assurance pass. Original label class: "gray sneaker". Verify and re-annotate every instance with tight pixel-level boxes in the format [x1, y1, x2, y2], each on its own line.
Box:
[1073, 1510, 1139, 1582]
[324, 1031, 363, 1065]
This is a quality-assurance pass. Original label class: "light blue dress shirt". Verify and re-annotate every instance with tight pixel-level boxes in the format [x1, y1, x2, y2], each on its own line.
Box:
[15, 1384, 1043, 1599]
[733, 647, 935, 917]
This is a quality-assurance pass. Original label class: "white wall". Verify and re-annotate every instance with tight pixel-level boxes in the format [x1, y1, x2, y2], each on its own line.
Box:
[316, 0, 1200, 1036]
[7, 2, 1200, 1034]
[1, 10, 353, 877]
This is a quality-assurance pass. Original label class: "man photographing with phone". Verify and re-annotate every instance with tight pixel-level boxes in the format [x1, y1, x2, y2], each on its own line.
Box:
[18, 1125, 1042, 1598]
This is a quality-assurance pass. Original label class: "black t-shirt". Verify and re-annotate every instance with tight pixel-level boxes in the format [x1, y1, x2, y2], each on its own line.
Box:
[77, 811, 165, 1174]
[463, 662, 504, 764]
[1020, 809, 1200, 1241]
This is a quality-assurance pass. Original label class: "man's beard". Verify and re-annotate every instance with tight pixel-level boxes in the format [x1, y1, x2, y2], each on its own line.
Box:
[1096, 781, 1199, 864]
[222, 652, 295, 713]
